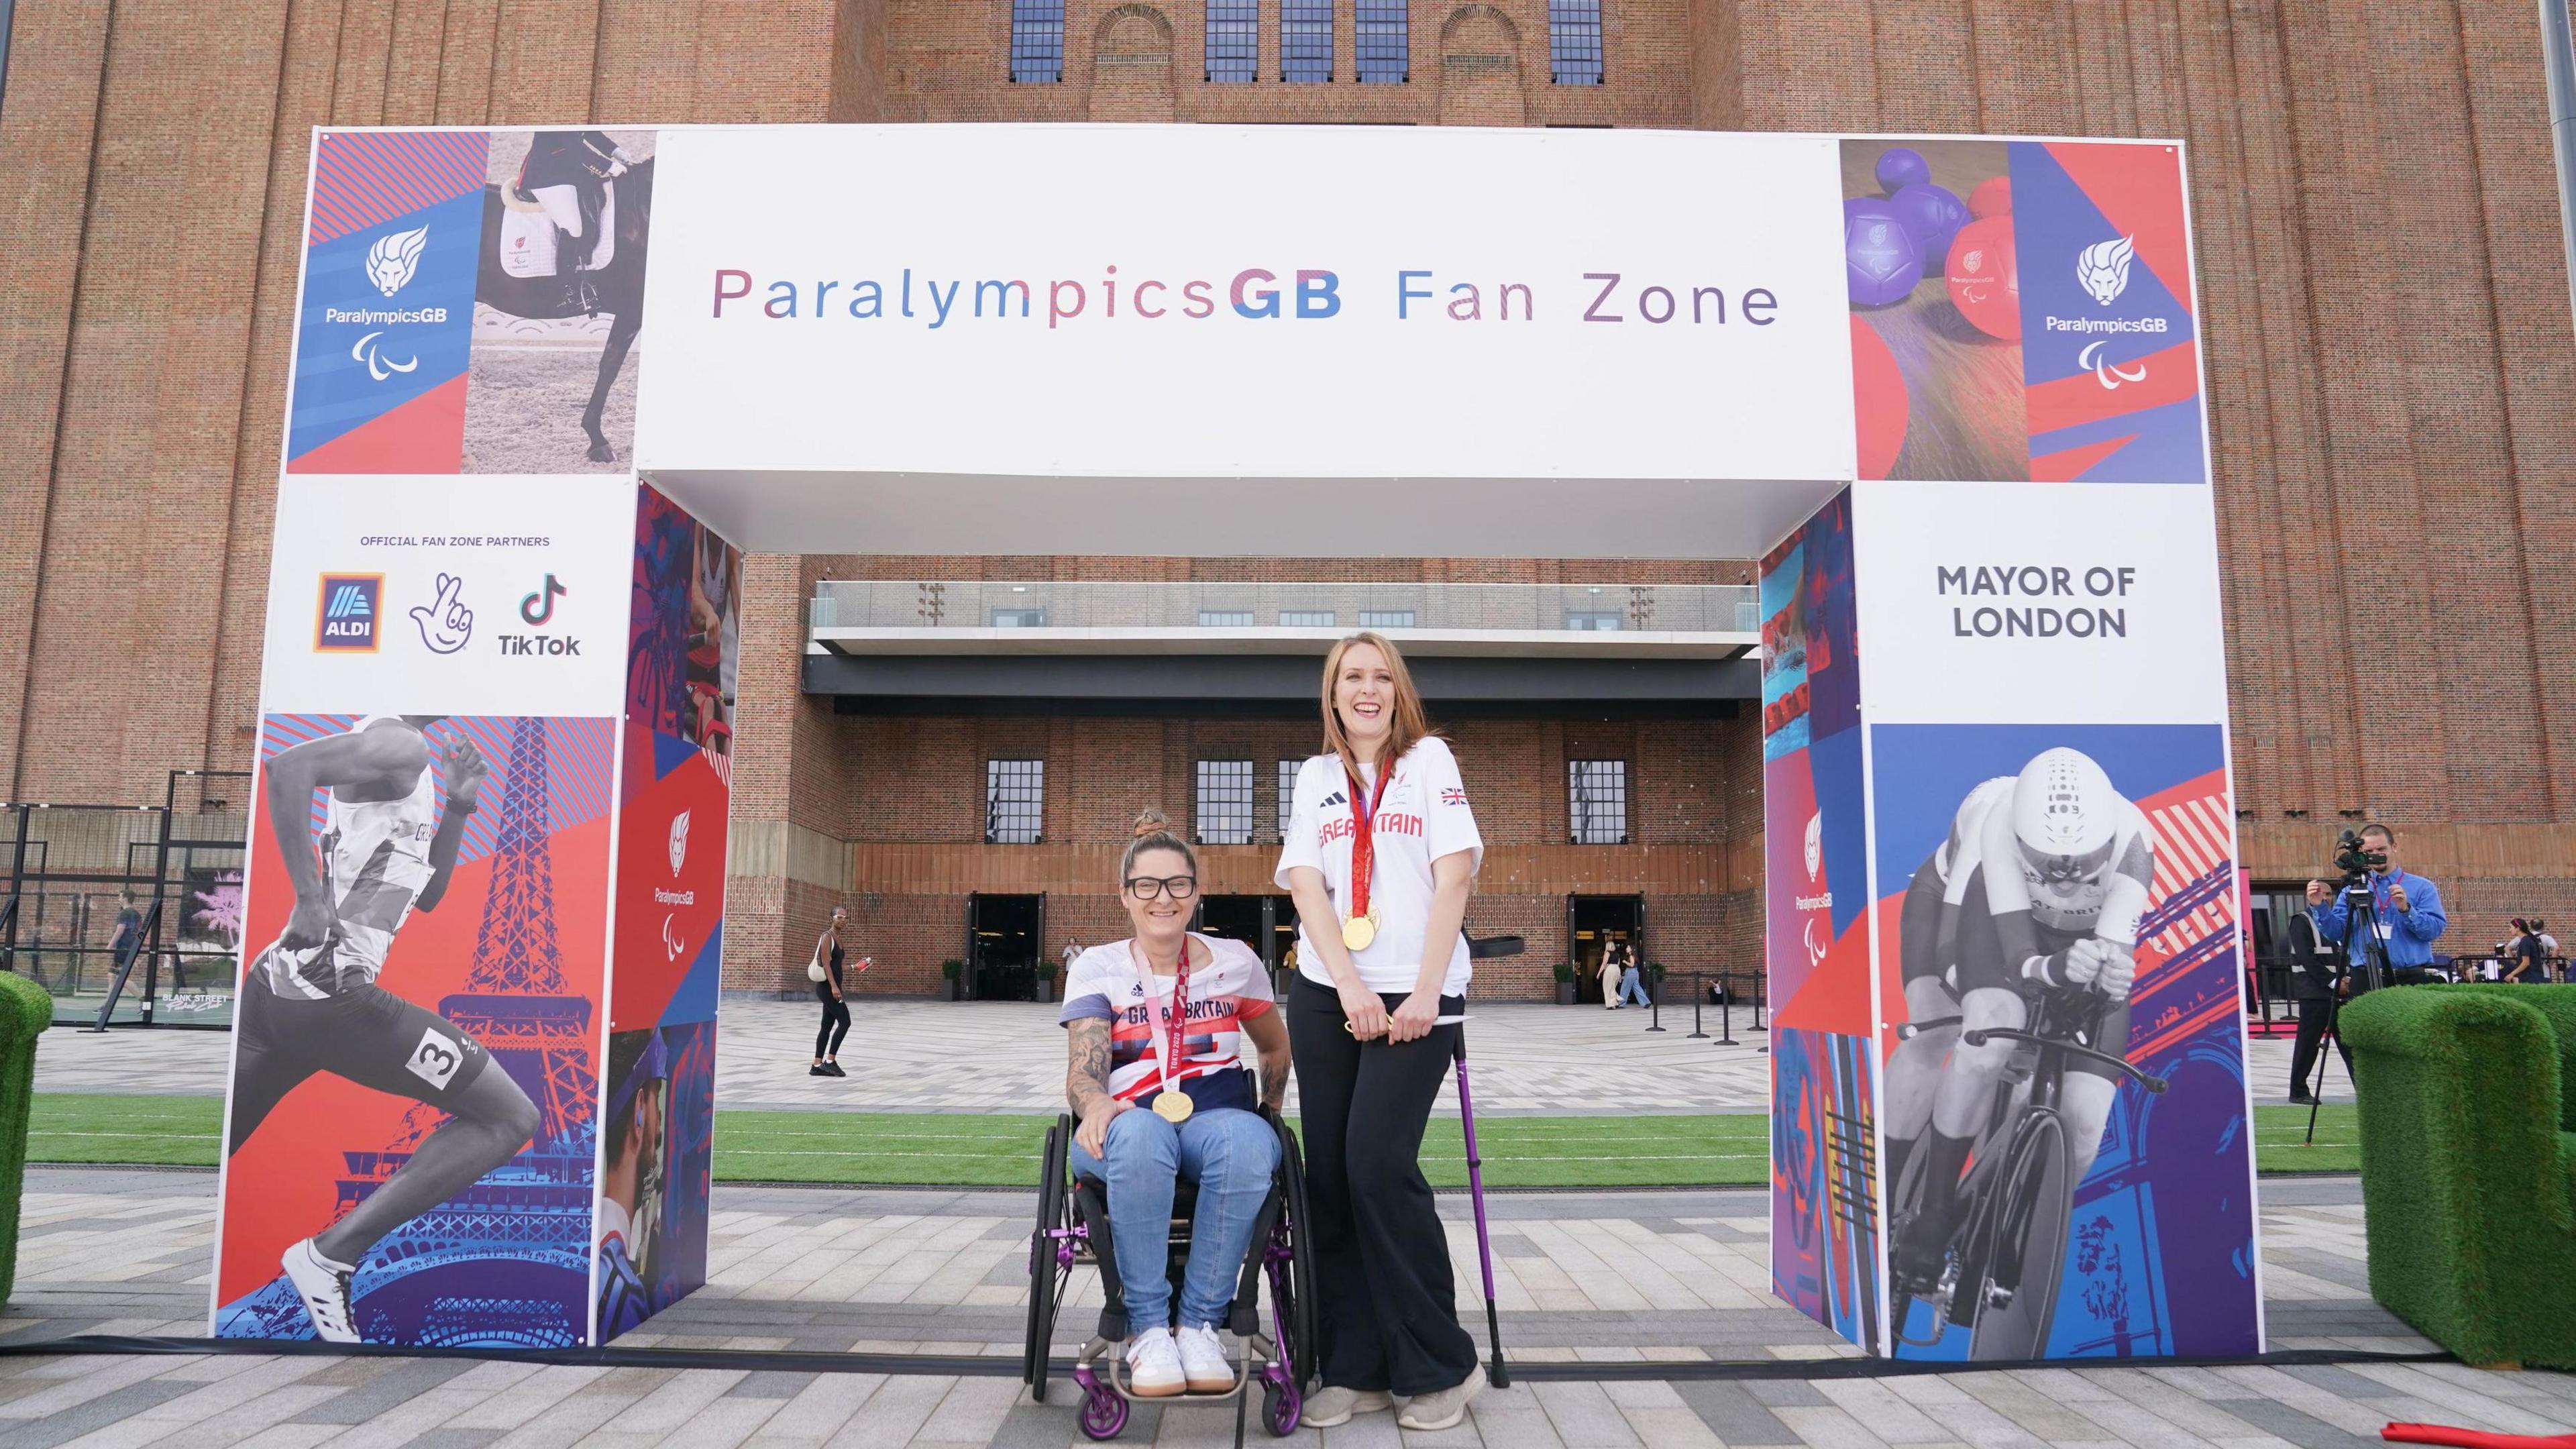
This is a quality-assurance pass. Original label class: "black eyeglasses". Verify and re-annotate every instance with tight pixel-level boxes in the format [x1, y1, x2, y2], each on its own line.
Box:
[1125, 875, 1198, 902]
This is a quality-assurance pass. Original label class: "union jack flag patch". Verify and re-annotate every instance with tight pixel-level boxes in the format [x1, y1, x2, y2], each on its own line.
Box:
[1440, 788, 1467, 806]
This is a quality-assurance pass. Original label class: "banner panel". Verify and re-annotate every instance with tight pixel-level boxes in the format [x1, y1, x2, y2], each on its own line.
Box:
[594, 482, 737, 1340]
[1760, 491, 1882, 1350]
[635, 125, 1855, 482]
[213, 712, 613, 1346]
[1839, 138, 2206, 485]
[287, 130, 658, 475]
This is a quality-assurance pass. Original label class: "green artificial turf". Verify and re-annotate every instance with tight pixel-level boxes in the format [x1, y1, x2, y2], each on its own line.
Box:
[23, 1094, 2369, 1187]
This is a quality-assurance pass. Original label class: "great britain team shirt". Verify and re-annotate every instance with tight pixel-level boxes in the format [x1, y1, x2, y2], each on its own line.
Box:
[1276, 736, 1483, 997]
[1059, 934, 1273, 1115]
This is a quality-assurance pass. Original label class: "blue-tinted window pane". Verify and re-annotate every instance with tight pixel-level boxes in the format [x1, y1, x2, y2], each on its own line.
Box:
[1199, 610, 1254, 627]
[1283, 0, 1333, 80]
[1358, 610, 1415, 628]
[1207, 1, 1258, 82]
[1010, 1, 1065, 83]
[1280, 610, 1336, 627]
[1549, 0, 1604, 85]
[1356, 1, 1408, 83]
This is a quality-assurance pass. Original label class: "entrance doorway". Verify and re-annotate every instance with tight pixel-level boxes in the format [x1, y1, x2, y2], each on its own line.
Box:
[1193, 894, 1301, 972]
[1568, 894, 1644, 1005]
[967, 892, 1043, 1001]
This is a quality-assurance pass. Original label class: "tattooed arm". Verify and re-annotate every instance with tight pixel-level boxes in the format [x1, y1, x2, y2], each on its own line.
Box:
[1067, 1017, 1130, 1157]
[1243, 1010, 1291, 1113]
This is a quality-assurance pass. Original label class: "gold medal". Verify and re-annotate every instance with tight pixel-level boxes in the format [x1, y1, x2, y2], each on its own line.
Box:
[1152, 1089, 1195, 1124]
[1342, 913, 1377, 951]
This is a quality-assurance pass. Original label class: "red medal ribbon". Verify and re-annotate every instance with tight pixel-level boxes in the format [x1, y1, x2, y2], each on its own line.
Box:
[1344, 762, 1397, 921]
[1146, 936, 1192, 1097]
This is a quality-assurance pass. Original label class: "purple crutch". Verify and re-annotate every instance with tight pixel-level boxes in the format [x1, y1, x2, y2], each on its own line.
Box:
[1452, 1026, 1510, 1387]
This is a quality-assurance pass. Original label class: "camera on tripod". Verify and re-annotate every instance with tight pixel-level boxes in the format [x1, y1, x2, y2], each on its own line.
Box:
[2332, 828, 2387, 879]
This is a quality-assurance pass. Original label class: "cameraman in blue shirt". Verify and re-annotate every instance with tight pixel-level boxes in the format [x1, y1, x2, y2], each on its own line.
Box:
[2305, 822, 2448, 995]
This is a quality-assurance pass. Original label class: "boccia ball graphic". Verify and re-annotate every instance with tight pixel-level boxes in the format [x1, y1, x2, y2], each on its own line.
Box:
[1874, 146, 1930, 195]
[1886, 181, 1970, 272]
[1850, 315, 1907, 480]
[1968, 174, 2012, 219]
[1845, 198, 1923, 308]
[1945, 213, 2021, 339]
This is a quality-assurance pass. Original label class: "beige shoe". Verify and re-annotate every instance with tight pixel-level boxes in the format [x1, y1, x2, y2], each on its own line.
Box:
[1303, 1386, 1393, 1426]
[1397, 1373, 1483, 1431]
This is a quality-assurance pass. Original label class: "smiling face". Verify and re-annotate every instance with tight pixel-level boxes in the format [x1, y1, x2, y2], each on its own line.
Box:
[1120, 846, 1196, 952]
[1334, 642, 1395, 753]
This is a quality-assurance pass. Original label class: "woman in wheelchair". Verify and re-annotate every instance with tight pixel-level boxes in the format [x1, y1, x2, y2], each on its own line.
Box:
[1059, 811, 1291, 1399]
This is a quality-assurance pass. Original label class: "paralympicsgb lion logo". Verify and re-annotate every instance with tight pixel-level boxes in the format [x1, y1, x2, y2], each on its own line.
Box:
[2076, 235, 2136, 306]
[364, 225, 430, 297]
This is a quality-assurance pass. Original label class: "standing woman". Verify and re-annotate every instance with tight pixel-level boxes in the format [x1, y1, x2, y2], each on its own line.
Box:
[810, 905, 851, 1078]
[1599, 942, 1623, 1010]
[1277, 632, 1485, 1432]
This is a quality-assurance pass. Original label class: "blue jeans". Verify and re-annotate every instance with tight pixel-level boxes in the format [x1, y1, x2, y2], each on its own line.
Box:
[1068, 1105, 1280, 1333]
[1619, 969, 1652, 1007]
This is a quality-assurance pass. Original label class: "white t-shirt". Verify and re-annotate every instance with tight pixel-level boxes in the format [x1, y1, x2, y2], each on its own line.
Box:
[1275, 737, 1483, 996]
[1058, 934, 1273, 1113]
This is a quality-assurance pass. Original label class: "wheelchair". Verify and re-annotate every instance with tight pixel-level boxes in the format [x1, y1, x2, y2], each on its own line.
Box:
[1021, 1104, 1317, 1442]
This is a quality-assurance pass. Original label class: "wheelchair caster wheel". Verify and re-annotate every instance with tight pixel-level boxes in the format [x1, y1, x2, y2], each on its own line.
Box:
[1263, 1381, 1301, 1436]
[1079, 1383, 1129, 1441]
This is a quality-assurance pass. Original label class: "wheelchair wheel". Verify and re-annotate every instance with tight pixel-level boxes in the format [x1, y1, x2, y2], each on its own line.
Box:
[1967, 1108, 2070, 1362]
[1276, 1116, 1319, 1390]
[1025, 1116, 1073, 1402]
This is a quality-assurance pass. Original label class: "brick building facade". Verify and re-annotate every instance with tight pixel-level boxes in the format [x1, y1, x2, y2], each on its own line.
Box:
[5, 1, 2574, 998]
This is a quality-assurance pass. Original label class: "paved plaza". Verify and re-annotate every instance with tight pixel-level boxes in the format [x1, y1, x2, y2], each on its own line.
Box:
[0, 1166, 2567, 1448]
[32, 1000, 2354, 1114]
[0, 1002, 2467, 1448]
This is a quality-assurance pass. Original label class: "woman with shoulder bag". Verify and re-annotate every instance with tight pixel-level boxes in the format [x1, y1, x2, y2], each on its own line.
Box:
[1277, 631, 1485, 1432]
[810, 905, 852, 1078]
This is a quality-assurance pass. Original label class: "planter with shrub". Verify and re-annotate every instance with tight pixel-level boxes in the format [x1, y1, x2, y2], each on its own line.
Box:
[1552, 962, 1577, 1006]
[941, 959, 963, 1002]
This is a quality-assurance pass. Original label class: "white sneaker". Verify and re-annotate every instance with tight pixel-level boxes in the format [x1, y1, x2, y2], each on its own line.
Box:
[1174, 1324, 1235, 1393]
[1303, 1387, 1393, 1426]
[1397, 1373, 1483, 1431]
[280, 1238, 360, 1343]
[1124, 1328, 1185, 1397]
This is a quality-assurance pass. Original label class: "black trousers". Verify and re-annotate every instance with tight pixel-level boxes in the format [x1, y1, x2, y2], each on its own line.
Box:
[1285, 974, 1477, 1397]
[2287, 994, 2349, 1096]
[815, 990, 850, 1059]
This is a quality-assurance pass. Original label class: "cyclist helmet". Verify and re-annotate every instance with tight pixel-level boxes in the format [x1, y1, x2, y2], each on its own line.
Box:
[2010, 747, 2118, 885]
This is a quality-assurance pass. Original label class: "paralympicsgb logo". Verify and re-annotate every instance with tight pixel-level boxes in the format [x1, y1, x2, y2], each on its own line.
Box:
[365, 225, 429, 297]
[2076, 235, 2136, 306]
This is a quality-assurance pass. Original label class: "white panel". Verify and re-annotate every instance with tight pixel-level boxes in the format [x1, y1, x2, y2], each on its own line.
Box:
[1847, 480, 2228, 725]
[260, 474, 636, 717]
[635, 125, 1855, 484]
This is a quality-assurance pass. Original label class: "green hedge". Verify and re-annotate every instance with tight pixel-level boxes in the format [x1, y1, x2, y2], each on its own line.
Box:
[2340, 984, 2576, 1368]
[0, 974, 50, 1305]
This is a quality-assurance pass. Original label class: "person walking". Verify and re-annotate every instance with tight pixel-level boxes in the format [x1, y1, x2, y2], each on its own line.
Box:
[1277, 631, 1485, 1432]
[1598, 943, 1623, 1010]
[810, 905, 854, 1077]
[1617, 946, 1653, 1009]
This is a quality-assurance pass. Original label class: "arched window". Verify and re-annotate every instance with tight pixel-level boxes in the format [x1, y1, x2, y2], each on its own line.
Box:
[1010, 1, 1065, 83]
[1207, 0, 1258, 81]
[1283, 0, 1334, 81]
[1356, 1, 1408, 83]
[1548, 0, 1604, 85]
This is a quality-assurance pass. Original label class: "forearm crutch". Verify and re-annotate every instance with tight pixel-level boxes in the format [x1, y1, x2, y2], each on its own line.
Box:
[1453, 1027, 1509, 1387]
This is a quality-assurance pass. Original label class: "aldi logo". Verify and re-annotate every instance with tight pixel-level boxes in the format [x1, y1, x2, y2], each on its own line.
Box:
[315, 574, 382, 652]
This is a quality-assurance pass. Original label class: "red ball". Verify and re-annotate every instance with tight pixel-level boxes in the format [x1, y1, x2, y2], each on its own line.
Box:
[1945, 215, 2021, 341]
[1850, 315, 1907, 480]
[1968, 175, 2012, 219]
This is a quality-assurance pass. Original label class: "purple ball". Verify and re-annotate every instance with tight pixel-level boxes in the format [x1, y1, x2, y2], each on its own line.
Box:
[1875, 147, 1931, 195]
[1886, 182, 1970, 272]
[1844, 198, 1923, 308]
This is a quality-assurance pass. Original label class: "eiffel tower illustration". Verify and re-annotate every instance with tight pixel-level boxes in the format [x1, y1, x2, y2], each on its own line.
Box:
[248, 716, 602, 1346]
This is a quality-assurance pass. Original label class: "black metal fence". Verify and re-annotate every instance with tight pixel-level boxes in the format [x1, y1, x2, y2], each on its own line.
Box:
[0, 770, 252, 1028]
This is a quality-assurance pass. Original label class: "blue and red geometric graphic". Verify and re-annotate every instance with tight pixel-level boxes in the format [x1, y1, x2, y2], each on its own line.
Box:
[289, 131, 488, 472]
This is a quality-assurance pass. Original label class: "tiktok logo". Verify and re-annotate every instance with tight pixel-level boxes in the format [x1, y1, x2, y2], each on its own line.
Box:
[520, 574, 568, 626]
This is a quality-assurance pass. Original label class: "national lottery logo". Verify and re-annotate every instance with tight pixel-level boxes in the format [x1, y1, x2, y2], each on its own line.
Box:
[314, 574, 382, 653]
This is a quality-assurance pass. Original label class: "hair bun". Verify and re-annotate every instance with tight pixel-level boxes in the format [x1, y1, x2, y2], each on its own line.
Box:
[1132, 808, 1170, 839]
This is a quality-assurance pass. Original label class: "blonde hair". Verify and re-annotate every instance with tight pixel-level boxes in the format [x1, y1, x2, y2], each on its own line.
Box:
[1320, 631, 1433, 780]
[1120, 808, 1198, 881]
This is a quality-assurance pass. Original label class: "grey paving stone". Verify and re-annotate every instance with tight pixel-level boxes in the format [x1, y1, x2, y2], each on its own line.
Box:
[0, 1377, 197, 1449]
[726, 1371, 820, 1400]
[1744, 1379, 1830, 1408]
[1670, 1380, 1801, 1445]
[403, 1429, 507, 1449]
[2207, 1398, 2380, 1449]
[2276, 1364, 2404, 1400]
[288, 1356, 482, 1424]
